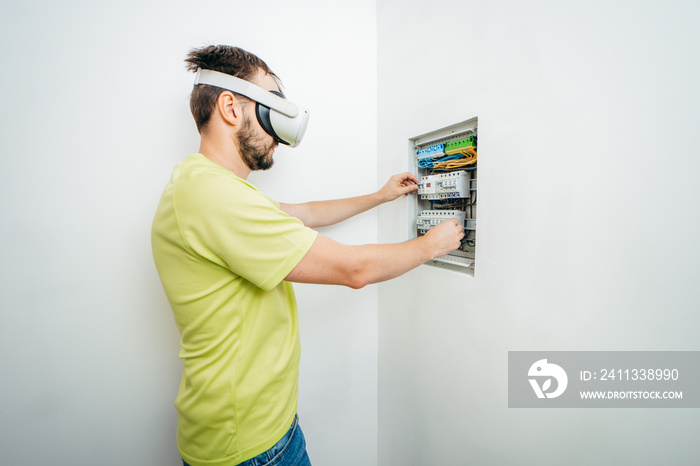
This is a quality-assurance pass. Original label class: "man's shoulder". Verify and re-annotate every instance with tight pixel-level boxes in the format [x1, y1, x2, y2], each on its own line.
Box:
[170, 154, 280, 216]
[177, 154, 245, 183]
[173, 154, 260, 197]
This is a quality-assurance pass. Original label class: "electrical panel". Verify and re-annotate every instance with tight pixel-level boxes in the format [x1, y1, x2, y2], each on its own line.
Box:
[409, 117, 478, 275]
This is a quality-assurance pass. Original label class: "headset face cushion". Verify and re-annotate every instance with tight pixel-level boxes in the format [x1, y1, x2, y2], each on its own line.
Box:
[255, 90, 289, 145]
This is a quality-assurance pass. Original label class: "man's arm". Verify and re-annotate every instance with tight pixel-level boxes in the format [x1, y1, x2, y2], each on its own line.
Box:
[285, 218, 464, 289]
[279, 172, 418, 228]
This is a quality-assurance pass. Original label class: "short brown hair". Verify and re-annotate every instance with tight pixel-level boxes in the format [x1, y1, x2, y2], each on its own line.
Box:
[184, 45, 280, 133]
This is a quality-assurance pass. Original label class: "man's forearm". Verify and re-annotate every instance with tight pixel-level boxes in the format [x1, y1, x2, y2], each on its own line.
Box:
[345, 238, 434, 287]
[286, 234, 435, 289]
[285, 219, 464, 289]
[280, 172, 419, 228]
[280, 192, 386, 228]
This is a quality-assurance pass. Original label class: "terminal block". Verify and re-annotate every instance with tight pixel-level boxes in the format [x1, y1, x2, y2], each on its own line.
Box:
[417, 143, 446, 160]
[416, 210, 467, 233]
[417, 170, 471, 200]
[444, 135, 476, 155]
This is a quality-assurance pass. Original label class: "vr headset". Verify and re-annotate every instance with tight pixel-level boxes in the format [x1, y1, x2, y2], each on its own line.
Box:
[194, 68, 309, 148]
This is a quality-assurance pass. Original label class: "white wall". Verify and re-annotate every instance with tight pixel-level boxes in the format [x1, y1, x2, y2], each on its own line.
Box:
[0, 1, 377, 465]
[377, 1, 700, 465]
[9, 1, 697, 464]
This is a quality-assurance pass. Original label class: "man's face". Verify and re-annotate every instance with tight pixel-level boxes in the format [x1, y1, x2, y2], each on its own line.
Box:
[235, 69, 281, 172]
[236, 113, 277, 171]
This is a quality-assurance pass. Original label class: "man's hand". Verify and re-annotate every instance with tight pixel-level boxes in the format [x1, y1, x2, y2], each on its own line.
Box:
[377, 172, 419, 203]
[422, 218, 464, 258]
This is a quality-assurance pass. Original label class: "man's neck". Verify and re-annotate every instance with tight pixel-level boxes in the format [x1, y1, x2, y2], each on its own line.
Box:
[198, 134, 251, 180]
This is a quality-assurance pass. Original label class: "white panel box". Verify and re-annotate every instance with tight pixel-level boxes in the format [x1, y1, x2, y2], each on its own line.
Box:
[417, 171, 471, 200]
[408, 116, 478, 275]
[416, 210, 467, 233]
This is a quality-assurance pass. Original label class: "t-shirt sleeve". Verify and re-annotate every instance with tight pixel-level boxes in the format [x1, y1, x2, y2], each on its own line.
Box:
[173, 171, 318, 291]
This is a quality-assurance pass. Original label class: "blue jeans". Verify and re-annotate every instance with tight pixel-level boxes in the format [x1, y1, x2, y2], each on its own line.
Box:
[183, 414, 312, 466]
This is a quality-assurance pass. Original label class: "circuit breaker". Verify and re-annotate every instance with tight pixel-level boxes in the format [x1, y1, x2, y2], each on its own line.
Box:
[409, 117, 478, 275]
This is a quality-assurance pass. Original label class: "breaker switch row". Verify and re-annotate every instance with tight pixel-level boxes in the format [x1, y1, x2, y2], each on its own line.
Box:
[417, 170, 471, 200]
[416, 210, 467, 233]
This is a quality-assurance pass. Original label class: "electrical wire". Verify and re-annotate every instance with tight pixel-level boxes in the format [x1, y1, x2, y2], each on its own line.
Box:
[418, 153, 465, 169]
[418, 147, 477, 169]
[431, 146, 477, 170]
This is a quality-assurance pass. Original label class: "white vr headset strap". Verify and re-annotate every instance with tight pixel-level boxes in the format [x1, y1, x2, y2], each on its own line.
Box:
[194, 69, 299, 119]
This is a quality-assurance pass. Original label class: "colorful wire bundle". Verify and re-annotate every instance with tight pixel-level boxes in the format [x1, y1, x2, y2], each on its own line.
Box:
[431, 146, 477, 170]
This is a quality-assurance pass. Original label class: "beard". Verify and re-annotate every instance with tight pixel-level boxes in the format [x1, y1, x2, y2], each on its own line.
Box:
[237, 115, 277, 171]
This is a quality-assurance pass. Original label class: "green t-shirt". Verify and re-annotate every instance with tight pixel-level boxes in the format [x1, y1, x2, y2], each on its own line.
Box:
[151, 154, 318, 466]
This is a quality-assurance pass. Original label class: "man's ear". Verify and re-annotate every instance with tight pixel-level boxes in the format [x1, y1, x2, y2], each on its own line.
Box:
[215, 91, 244, 127]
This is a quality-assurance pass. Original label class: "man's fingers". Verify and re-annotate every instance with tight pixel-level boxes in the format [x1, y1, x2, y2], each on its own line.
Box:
[398, 172, 419, 184]
[400, 183, 418, 196]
